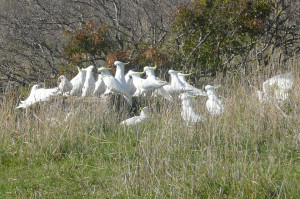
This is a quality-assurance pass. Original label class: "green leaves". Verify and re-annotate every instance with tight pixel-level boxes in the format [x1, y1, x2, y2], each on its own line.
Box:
[172, 0, 274, 72]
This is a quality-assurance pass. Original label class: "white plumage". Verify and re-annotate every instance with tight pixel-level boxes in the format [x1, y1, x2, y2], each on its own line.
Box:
[143, 66, 173, 101]
[93, 74, 106, 96]
[257, 73, 293, 103]
[162, 70, 192, 95]
[205, 85, 225, 115]
[125, 71, 136, 95]
[177, 72, 207, 96]
[98, 67, 132, 106]
[126, 70, 168, 97]
[70, 67, 86, 96]
[58, 75, 73, 94]
[120, 107, 149, 126]
[114, 61, 128, 89]
[179, 92, 205, 123]
[82, 65, 96, 97]
[16, 84, 60, 109]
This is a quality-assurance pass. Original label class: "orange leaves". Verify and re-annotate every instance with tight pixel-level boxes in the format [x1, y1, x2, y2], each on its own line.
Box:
[63, 21, 110, 65]
[245, 19, 263, 32]
[106, 51, 128, 67]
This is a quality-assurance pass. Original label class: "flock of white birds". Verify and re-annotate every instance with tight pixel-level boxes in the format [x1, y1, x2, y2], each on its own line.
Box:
[16, 61, 294, 126]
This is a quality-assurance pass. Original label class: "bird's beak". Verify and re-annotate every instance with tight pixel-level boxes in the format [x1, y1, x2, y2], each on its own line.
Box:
[184, 73, 193, 76]
[138, 71, 145, 75]
[215, 85, 221, 89]
[77, 67, 82, 72]
[152, 64, 157, 71]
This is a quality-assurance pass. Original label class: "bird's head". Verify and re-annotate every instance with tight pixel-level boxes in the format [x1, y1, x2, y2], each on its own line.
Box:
[178, 72, 192, 78]
[205, 85, 220, 96]
[114, 61, 129, 69]
[85, 65, 96, 72]
[98, 67, 110, 72]
[57, 75, 66, 83]
[179, 92, 197, 100]
[205, 85, 215, 91]
[32, 84, 40, 91]
[98, 67, 112, 76]
[140, 107, 149, 116]
[127, 70, 145, 77]
[168, 70, 179, 75]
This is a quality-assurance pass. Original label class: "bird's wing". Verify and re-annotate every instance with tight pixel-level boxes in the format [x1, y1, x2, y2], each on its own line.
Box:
[38, 88, 60, 101]
[155, 87, 173, 101]
[70, 72, 85, 96]
[16, 88, 41, 109]
[141, 79, 167, 90]
[93, 77, 106, 96]
[126, 77, 136, 95]
[121, 116, 144, 126]
[263, 73, 293, 99]
[104, 76, 132, 106]
[82, 75, 95, 97]
[105, 76, 129, 96]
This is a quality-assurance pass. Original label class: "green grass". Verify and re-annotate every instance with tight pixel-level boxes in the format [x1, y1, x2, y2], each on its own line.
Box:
[0, 74, 299, 198]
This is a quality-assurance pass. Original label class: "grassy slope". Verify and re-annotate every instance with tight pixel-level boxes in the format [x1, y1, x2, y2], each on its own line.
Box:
[0, 73, 299, 198]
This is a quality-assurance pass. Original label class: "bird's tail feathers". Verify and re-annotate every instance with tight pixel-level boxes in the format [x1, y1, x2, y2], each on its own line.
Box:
[157, 87, 173, 101]
[157, 80, 168, 87]
[124, 95, 132, 106]
[16, 102, 25, 109]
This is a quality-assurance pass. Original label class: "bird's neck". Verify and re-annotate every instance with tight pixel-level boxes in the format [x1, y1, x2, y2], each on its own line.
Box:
[115, 67, 124, 79]
[146, 70, 156, 79]
[86, 70, 93, 77]
[140, 111, 147, 118]
[182, 102, 194, 115]
[208, 93, 219, 101]
[170, 74, 182, 85]
[102, 71, 112, 76]
[179, 76, 186, 83]
[131, 75, 141, 83]
[182, 99, 193, 108]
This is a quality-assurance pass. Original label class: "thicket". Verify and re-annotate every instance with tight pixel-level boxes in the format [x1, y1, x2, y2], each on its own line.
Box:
[0, 0, 299, 91]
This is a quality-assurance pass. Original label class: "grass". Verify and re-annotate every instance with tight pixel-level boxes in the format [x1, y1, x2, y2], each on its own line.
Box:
[0, 70, 299, 198]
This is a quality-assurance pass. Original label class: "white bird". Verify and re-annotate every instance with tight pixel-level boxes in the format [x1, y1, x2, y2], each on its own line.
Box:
[58, 75, 73, 94]
[177, 72, 207, 96]
[125, 71, 136, 95]
[114, 61, 128, 88]
[120, 107, 149, 126]
[205, 85, 225, 115]
[256, 73, 293, 103]
[70, 67, 86, 96]
[16, 84, 60, 109]
[98, 67, 132, 106]
[82, 65, 96, 97]
[126, 70, 168, 97]
[179, 92, 205, 123]
[143, 65, 173, 101]
[162, 70, 191, 95]
[93, 74, 106, 96]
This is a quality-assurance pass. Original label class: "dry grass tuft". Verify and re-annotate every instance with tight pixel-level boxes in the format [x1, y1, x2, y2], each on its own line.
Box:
[0, 65, 299, 198]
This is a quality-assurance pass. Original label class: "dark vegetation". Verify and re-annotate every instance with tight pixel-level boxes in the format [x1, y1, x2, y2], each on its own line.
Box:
[0, 0, 299, 92]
